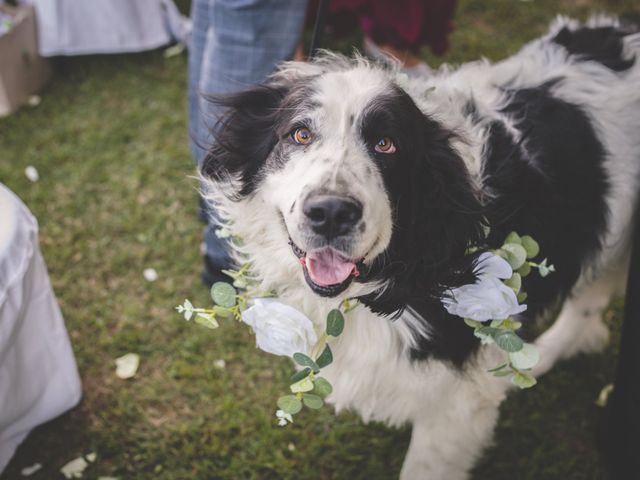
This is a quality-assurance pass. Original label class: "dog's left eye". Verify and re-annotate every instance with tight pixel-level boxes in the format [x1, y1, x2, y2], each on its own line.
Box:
[291, 127, 313, 145]
[374, 137, 396, 154]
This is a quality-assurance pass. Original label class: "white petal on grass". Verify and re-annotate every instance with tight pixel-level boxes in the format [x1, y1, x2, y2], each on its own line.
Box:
[60, 457, 88, 479]
[143, 268, 158, 282]
[27, 95, 41, 107]
[163, 43, 185, 58]
[287, 443, 296, 452]
[213, 359, 226, 369]
[595, 383, 614, 407]
[115, 353, 140, 379]
[24, 166, 39, 182]
[21, 463, 42, 476]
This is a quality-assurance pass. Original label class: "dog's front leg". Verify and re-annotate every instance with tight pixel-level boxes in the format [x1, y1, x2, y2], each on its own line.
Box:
[399, 391, 501, 480]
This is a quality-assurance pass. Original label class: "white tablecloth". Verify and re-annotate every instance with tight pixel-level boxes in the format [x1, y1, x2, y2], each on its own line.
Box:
[0, 184, 82, 473]
[16, 0, 190, 56]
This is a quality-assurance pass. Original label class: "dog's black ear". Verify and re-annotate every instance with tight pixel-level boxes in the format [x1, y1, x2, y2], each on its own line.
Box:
[201, 84, 288, 198]
[358, 96, 486, 365]
[408, 113, 486, 285]
[361, 96, 486, 314]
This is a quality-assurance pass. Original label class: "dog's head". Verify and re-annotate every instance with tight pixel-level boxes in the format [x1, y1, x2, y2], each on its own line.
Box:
[202, 56, 485, 314]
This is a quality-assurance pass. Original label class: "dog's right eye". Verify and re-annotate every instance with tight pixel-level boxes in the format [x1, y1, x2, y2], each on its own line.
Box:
[291, 127, 313, 145]
[374, 137, 397, 154]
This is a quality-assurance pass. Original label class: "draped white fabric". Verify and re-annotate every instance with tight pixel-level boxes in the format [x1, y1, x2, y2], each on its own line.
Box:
[20, 0, 190, 56]
[0, 184, 82, 473]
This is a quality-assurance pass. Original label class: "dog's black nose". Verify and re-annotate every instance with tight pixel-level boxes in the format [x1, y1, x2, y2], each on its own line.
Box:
[303, 195, 363, 237]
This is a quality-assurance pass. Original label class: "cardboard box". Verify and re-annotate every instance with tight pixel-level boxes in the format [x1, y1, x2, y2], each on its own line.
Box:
[0, 4, 51, 117]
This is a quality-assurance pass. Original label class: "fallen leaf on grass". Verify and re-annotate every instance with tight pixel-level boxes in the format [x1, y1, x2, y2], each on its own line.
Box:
[163, 43, 185, 58]
[21, 463, 42, 476]
[143, 268, 158, 282]
[595, 383, 614, 407]
[60, 453, 95, 479]
[115, 353, 140, 379]
[27, 95, 41, 107]
[24, 166, 39, 182]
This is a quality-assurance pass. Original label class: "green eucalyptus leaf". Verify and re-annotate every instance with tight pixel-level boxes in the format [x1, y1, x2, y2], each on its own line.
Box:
[494, 330, 524, 353]
[520, 235, 540, 259]
[502, 319, 523, 331]
[210, 282, 237, 308]
[474, 326, 500, 345]
[464, 318, 483, 329]
[517, 262, 532, 277]
[487, 363, 509, 373]
[502, 244, 527, 270]
[326, 309, 345, 336]
[511, 371, 537, 389]
[277, 395, 302, 415]
[477, 326, 500, 336]
[302, 393, 324, 410]
[290, 367, 312, 384]
[292, 352, 320, 373]
[496, 249, 510, 261]
[194, 313, 219, 329]
[290, 376, 314, 393]
[504, 272, 522, 294]
[509, 343, 540, 369]
[212, 305, 233, 318]
[504, 231, 522, 245]
[233, 279, 248, 289]
[315, 344, 333, 368]
[313, 377, 333, 398]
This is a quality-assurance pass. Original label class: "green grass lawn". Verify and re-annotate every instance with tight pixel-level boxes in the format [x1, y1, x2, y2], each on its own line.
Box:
[1, 0, 637, 478]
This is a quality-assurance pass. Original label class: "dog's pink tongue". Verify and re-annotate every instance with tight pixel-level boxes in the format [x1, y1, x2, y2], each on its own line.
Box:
[305, 249, 355, 286]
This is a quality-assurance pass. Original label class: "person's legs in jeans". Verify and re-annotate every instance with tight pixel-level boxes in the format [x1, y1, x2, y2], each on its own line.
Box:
[188, 0, 308, 285]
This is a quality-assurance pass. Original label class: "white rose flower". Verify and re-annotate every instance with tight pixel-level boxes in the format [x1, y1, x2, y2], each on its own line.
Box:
[442, 252, 527, 321]
[241, 298, 318, 358]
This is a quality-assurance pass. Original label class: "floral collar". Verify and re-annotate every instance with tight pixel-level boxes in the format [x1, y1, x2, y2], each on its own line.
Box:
[177, 231, 554, 425]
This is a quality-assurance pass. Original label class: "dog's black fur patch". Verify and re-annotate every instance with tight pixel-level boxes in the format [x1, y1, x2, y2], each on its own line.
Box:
[552, 25, 636, 71]
[358, 80, 609, 366]
[355, 88, 486, 366]
[482, 81, 609, 320]
[202, 85, 288, 197]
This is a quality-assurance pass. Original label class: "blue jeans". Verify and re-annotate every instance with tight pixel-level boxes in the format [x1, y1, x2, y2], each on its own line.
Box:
[188, 0, 308, 273]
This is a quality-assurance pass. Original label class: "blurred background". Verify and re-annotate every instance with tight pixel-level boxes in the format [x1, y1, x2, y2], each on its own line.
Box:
[0, 0, 638, 478]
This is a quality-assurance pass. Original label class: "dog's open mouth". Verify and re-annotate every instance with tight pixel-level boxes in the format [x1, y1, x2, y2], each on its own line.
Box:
[289, 239, 363, 297]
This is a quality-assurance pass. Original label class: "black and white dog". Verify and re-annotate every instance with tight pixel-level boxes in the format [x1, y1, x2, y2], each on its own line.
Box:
[201, 16, 640, 479]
